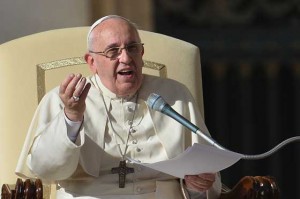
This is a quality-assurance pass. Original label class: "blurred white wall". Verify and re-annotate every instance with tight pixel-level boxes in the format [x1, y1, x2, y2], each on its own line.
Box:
[0, 0, 154, 44]
[0, 0, 92, 44]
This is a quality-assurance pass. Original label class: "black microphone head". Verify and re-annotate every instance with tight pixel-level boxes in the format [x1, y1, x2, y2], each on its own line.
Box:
[146, 93, 167, 112]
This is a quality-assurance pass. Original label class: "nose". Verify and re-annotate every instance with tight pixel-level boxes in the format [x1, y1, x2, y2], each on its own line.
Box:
[117, 47, 132, 63]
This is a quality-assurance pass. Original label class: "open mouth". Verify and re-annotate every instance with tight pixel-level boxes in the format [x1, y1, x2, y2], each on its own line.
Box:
[118, 70, 134, 76]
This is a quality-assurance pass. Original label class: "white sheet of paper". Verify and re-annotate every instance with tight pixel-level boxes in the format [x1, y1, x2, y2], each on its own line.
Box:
[138, 143, 243, 178]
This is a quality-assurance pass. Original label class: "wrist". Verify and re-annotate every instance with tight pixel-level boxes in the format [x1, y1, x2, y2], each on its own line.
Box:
[64, 108, 83, 122]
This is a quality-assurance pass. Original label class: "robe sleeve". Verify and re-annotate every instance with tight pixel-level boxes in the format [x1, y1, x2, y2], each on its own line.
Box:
[15, 87, 84, 181]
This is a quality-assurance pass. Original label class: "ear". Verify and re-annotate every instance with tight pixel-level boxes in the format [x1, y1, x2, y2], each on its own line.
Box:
[85, 53, 97, 74]
[141, 48, 144, 56]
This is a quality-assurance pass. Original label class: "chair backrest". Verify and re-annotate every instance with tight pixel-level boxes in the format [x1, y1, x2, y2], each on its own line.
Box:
[0, 27, 204, 185]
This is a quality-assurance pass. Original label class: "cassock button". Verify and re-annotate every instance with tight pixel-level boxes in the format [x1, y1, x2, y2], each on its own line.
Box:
[129, 128, 136, 134]
[132, 139, 137, 144]
[127, 106, 134, 112]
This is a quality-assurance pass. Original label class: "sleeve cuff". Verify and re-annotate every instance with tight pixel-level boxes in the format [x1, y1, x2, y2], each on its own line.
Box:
[64, 113, 83, 142]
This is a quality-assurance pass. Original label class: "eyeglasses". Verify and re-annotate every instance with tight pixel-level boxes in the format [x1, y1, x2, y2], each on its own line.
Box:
[89, 43, 144, 59]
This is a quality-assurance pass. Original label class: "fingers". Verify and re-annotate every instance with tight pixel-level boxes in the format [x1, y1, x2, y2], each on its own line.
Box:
[80, 81, 91, 101]
[73, 76, 88, 100]
[59, 74, 89, 101]
[60, 74, 82, 98]
[59, 73, 90, 121]
[184, 173, 216, 192]
[59, 74, 77, 95]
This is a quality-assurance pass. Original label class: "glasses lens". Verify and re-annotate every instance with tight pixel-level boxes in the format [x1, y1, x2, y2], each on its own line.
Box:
[105, 47, 120, 58]
[104, 43, 144, 58]
[126, 43, 143, 54]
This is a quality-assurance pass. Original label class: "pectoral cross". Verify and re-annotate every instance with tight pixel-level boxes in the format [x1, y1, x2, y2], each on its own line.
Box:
[111, 160, 134, 188]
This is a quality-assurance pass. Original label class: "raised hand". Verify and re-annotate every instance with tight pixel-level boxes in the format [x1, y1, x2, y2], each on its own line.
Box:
[59, 73, 91, 121]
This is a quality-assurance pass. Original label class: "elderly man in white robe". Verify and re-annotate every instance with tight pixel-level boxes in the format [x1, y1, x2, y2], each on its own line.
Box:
[15, 15, 222, 199]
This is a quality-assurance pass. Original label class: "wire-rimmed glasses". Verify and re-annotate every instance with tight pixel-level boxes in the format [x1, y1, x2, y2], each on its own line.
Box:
[89, 43, 144, 59]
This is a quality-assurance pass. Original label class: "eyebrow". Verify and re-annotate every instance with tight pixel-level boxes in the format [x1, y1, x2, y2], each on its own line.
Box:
[104, 41, 140, 50]
[105, 43, 119, 49]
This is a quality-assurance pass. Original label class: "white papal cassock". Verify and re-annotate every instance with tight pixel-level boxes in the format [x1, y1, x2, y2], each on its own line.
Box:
[16, 74, 221, 199]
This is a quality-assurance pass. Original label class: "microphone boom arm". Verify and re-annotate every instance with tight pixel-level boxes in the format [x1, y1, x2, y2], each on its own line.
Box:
[147, 93, 300, 160]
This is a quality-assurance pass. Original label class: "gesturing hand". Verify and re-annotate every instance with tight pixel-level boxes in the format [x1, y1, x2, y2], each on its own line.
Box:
[59, 73, 91, 121]
[184, 173, 216, 192]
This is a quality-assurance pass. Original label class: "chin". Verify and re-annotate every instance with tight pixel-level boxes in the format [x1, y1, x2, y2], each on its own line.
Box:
[118, 85, 140, 97]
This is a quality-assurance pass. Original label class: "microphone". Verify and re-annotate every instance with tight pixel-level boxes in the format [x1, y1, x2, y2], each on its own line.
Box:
[146, 93, 300, 160]
[146, 93, 226, 150]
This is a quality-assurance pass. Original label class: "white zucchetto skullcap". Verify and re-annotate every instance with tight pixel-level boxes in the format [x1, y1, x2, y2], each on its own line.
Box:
[87, 15, 131, 46]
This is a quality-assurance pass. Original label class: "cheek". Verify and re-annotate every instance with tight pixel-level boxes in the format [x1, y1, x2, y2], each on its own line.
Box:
[90, 65, 97, 74]
[136, 59, 144, 72]
[89, 58, 101, 73]
[97, 61, 116, 77]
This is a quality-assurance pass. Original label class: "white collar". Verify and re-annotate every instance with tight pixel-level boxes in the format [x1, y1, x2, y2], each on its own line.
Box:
[93, 74, 137, 101]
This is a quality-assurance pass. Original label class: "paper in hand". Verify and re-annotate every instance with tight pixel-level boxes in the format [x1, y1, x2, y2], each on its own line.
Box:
[138, 143, 242, 178]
